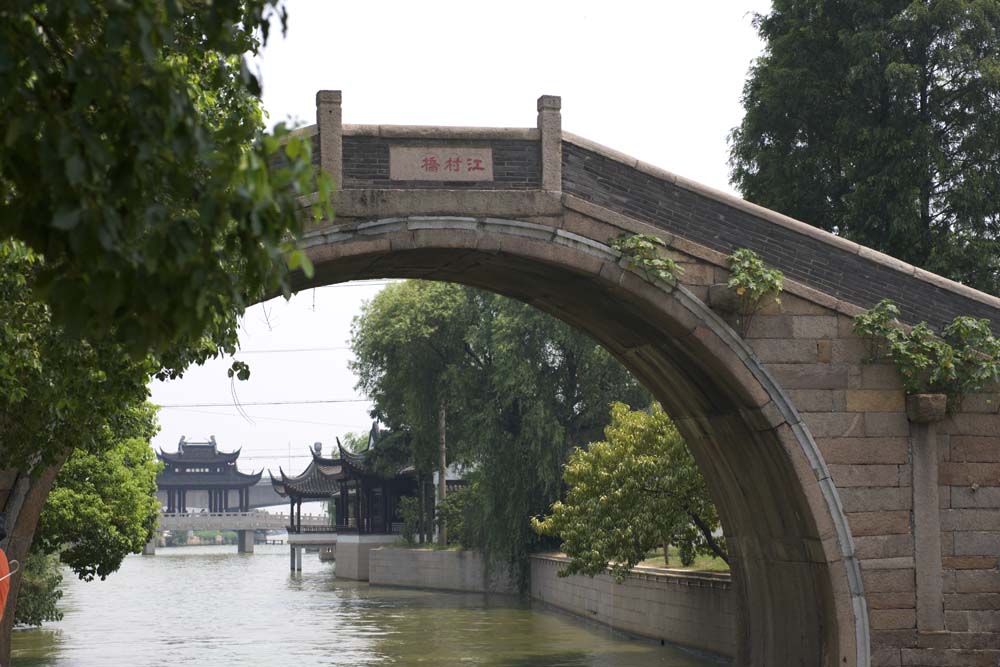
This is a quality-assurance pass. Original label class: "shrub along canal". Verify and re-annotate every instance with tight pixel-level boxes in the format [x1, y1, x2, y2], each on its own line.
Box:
[10, 544, 726, 666]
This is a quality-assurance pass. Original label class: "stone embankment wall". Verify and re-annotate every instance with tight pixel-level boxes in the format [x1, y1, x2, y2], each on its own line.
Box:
[368, 548, 735, 658]
[530, 555, 735, 658]
[369, 547, 516, 594]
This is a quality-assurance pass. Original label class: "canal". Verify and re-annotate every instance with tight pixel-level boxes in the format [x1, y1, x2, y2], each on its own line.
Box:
[11, 545, 726, 666]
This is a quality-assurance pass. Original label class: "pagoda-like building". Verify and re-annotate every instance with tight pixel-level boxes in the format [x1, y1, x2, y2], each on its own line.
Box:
[157, 436, 262, 513]
[270, 433, 417, 536]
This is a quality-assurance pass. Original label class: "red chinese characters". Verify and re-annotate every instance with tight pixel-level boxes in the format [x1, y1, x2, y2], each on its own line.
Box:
[418, 154, 489, 174]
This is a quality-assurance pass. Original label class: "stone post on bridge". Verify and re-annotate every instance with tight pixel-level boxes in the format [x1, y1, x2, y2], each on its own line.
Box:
[142, 532, 158, 556]
[237, 529, 254, 554]
[537, 94, 561, 193]
[908, 393, 947, 632]
[316, 90, 343, 193]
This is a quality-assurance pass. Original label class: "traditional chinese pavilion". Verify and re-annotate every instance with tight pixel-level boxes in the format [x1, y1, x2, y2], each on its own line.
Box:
[269, 433, 417, 536]
[157, 436, 262, 513]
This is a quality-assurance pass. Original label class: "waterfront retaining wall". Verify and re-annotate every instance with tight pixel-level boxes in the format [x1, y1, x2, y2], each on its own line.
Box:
[530, 554, 736, 658]
[368, 547, 735, 657]
[369, 547, 517, 594]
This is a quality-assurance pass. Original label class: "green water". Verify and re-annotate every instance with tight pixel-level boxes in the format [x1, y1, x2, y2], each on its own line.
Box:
[11, 545, 726, 666]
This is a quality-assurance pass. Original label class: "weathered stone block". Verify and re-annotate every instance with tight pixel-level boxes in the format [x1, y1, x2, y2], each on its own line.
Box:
[866, 412, 912, 437]
[900, 647, 1000, 666]
[862, 364, 905, 389]
[802, 411, 865, 438]
[749, 338, 818, 363]
[940, 463, 1000, 486]
[951, 486, 1000, 509]
[855, 534, 915, 559]
[848, 389, 907, 413]
[941, 509, 1000, 531]
[950, 437, 1000, 463]
[944, 593, 1000, 610]
[787, 389, 846, 412]
[958, 394, 1000, 414]
[868, 591, 917, 609]
[829, 464, 903, 487]
[953, 570, 1000, 593]
[863, 569, 916, 593]
[778, 293, 832, 316]
[945, 610, 1000, 632]
[907, 394, 949, 424]
[954, 532, 1000, 556]
[792, 315, 839, 339]
[950, 413, 1000, 437]
[872, 608, 917, 630]
[848, 510, 911, 536]
[766, 363, 850, 389]
[842, 487, 912, 512]
[817, 437, 909, 464]
[745, 315, 793, 339]
[831, 338, 870, 363]
[942, 557, 999, 571]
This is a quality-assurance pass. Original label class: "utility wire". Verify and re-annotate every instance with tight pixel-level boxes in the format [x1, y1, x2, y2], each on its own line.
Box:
[232, 346, 352, 354]
[157, 398, 370, 408]
[157, 407, 365, 428]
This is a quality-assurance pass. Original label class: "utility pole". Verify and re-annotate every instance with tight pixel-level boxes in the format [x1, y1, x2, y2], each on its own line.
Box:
[437, 398, 447, 546]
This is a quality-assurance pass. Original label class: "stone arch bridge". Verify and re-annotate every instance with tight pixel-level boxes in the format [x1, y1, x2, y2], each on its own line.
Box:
[289, 91, 1000, 667]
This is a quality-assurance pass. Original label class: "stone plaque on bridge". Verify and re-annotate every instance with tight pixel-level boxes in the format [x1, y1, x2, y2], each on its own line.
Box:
[389, 146, 494, 181]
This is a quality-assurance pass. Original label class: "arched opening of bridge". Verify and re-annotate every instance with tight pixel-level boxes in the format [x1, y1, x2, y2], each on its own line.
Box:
[288, 214, 867, 667]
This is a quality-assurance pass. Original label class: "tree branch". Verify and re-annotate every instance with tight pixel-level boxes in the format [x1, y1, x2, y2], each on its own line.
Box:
[687, 510, 729, 564]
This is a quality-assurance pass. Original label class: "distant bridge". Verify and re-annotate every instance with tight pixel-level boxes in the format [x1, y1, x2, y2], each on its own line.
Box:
[157, 510, 329, 532]
[156, 479, 294, 511]
[144, 510, 331, 556]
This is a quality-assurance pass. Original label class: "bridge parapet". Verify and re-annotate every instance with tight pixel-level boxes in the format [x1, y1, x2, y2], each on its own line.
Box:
[305, 91, 999, 333]
[157, 511, 329, 532]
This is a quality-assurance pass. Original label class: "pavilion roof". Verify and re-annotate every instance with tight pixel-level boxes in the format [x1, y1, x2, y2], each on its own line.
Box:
[270, 435, 414, 500]
[157, 437, 242, 465]
[156, 467, 262, 488]
[269, 447, 345, 499]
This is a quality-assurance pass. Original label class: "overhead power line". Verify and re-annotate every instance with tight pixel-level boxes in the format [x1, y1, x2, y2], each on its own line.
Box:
[157, 407, 368, 428]
[157, 398, 370, 408]
[233, 346, 352, 354]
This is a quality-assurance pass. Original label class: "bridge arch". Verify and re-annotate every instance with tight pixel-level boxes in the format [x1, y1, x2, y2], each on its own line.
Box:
[296, 214, 868, 666]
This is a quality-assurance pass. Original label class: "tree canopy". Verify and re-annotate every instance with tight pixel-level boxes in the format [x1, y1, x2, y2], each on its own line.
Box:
[730, 0, 1000, 294]
[0, 0, 332, 378]
[350, 281, 651, 584]
[532, 403, 725, 580]
[32, 403, 162, 582]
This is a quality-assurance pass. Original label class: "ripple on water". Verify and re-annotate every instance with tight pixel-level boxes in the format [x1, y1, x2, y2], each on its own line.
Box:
[11, 545, 727, 666]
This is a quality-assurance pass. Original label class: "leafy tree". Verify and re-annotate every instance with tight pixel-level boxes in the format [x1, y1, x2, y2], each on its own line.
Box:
[12, 402, 162, 625]
[730, 0, 1000, 293]
[12, 553, 63, 627]
[32, 403, 162, 582]
[0, 0, 332, 378]
[533, 403, 726, 580]
[351, 281, 650, 585]
[1, 2, 330, 650]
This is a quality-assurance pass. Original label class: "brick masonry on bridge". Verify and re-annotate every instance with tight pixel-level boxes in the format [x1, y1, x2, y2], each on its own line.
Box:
[560, 142, 1000, 333]
[342, 136, 541, 190]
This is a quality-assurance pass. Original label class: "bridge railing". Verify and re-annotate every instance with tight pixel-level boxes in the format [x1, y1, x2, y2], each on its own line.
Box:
[160, 511, 329, 524]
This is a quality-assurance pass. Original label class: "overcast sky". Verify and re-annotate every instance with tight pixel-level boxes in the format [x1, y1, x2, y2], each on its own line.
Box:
[147, 1, 773, 497]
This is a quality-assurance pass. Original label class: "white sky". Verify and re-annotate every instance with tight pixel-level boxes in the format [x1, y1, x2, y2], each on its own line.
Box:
[147, 0, 773, 496]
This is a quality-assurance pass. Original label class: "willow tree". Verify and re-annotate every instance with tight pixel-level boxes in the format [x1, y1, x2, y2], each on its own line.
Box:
[350, 281, 475, 544]
[350, 281, 650, 584]
[730, 0, 1000, 293]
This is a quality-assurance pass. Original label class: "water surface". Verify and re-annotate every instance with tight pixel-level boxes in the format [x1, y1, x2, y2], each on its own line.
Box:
[11, 544, 724, 666]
